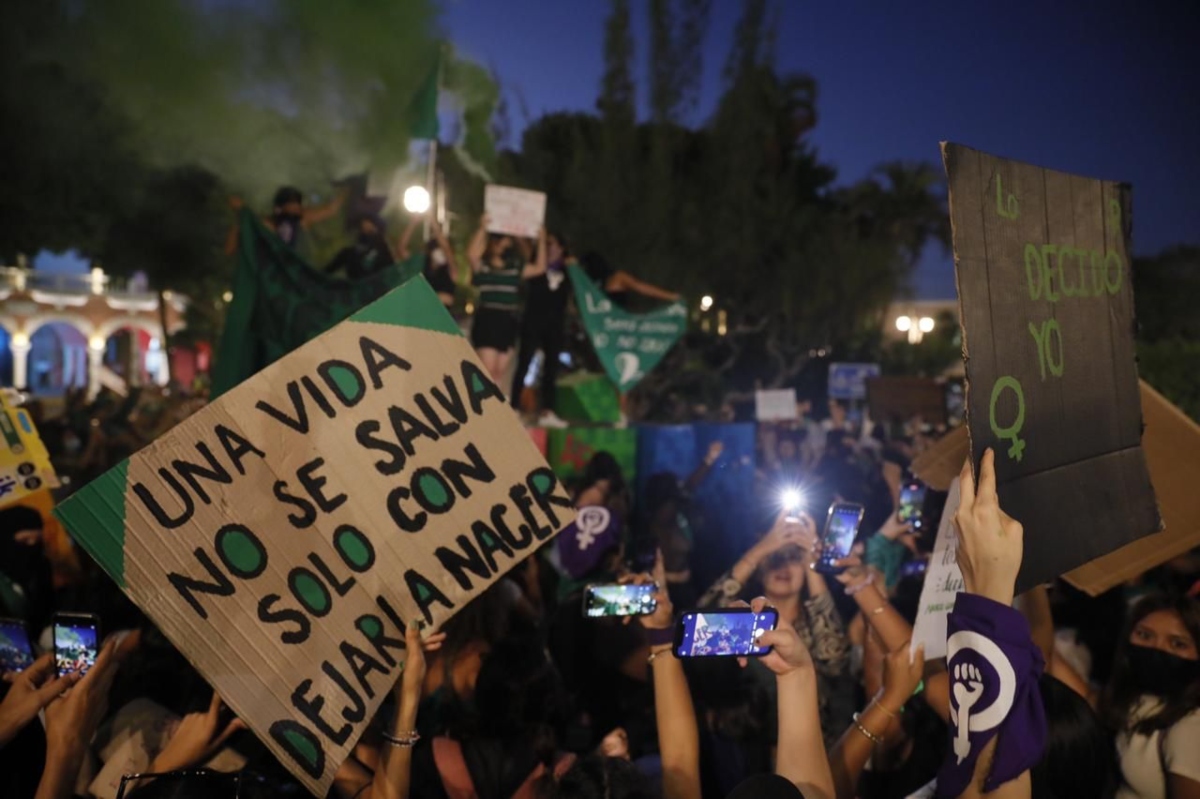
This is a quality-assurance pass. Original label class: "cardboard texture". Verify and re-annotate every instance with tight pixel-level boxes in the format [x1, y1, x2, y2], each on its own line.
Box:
[912, 383, 1200, 596]
[54, 277, 573, 796]
[0, 392, 60, 508]
[865, 376, 947, 426]
[755, 389, 798, 421]
[910, 426, 970, 492]
[484, 185, 547, 239]
[1063, 381, 1200, 595]
[943, 142, 1160, 592]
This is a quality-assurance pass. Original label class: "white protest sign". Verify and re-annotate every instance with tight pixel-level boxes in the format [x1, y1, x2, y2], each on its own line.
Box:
[911, 477, 963, 660]
[484, 185, 547, 239]
[56, 278, 574, 795]
[755, 389, 799, 421]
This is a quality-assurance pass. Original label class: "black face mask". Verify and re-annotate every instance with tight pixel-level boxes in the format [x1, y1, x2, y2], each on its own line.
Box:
[1127, 644, 1200, 696]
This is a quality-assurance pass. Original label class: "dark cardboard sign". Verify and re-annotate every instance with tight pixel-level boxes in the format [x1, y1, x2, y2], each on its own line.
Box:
[865, 376, 948, 426]
[942, 142, 1160, 592]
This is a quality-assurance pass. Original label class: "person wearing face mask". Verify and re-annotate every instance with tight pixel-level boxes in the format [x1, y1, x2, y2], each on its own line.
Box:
[325, 213, 397, 279]
[223, 185, 347, 260]
[1102, 594, 1200, 799]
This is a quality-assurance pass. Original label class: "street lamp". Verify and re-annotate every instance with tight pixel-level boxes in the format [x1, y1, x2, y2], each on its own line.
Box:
[700, 295, 714, 312]
[894, 314, 935, 344]
[403, 185, 431, 214]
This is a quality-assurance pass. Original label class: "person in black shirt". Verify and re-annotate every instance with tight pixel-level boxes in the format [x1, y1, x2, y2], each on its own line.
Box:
[398, 217, 460, 307]
[325, 213, 396, 280]
[510, 232, 571, 426]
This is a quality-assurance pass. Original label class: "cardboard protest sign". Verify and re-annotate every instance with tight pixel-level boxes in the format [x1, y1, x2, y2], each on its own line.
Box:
[55, 278, 573, 796]
[0, 392, 60, 509]
[943, 142, 1160, 591]
[912, 478, 963, 660]
[828, 363, 880, 401]
[567, 264, 687, 393]
[755, 389, 798, 421]
[865, 376, 947, 426]
[1063, 381, 1200, 595]
[484, 185, 547, 239]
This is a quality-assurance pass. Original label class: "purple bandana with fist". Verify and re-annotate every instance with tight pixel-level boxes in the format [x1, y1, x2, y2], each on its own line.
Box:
[936, 593, 1046, 798]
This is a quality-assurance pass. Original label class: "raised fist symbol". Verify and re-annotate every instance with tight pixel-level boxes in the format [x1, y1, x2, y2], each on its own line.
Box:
[952, 662, 985, 763]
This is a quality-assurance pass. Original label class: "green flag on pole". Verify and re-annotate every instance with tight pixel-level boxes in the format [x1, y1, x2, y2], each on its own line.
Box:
[567, 264, 687, 393]
[211, 210, 423, 398]
[409, 53, 440, 141]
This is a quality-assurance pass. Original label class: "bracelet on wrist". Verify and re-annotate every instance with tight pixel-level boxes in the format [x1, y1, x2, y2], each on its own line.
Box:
[380, 730, 421, 748]
[647, 645, 673, 665]
[871, 698, 901, 720]
[851, 712, 885, 745]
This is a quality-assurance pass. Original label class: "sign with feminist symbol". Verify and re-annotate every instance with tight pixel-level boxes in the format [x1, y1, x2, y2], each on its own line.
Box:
[943, 142, 1160, 591]
[567, 264, 687, 393]
[55, 278, 573, 796]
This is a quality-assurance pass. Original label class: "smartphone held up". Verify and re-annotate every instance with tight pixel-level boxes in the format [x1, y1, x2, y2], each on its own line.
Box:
[673, 608, 779, 658]
[53, 612, 100, 677]
[0, 617, 36, 673]
[583, 583, 658, 618]
[813, 502, 865, 574]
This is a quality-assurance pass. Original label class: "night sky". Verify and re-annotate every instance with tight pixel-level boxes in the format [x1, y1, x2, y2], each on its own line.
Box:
[443, 0, 1200, 298]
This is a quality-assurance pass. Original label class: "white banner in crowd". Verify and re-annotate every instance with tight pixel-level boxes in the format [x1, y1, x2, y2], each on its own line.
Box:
[755, 389, 798, 421]
[484, 185, 547, 239]
[912, 477, 963, 660]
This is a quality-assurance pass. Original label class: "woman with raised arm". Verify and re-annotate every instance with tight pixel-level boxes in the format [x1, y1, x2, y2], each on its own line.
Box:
[397, 217, 461, 307]
[332, 623, 447, 799]
[467, 216, 547, 388]
[939, 449, 1047, 799]
[1102, 594, 1200, 799]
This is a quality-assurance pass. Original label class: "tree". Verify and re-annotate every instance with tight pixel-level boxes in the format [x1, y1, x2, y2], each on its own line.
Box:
[506, 0, 949, 418]
[0, 3, 142, 259]
[1133, 245, 1200, 420]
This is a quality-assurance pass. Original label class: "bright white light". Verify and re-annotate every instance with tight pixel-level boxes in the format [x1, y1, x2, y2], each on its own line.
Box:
[895, 316, 912, 332]
[700, 295, 714, 312]
[222, 290, 233, 303]
[780, 488, 804, 513]
[403, 185, 431, 214]
[918, 316, 935, 333]
[88, 336, 106, 352]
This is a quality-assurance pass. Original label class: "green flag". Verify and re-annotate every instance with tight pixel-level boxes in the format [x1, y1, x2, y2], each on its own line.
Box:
[409, 54, 440, 141]
[567, 264, 687, 393]
[211, 210, 423, 398]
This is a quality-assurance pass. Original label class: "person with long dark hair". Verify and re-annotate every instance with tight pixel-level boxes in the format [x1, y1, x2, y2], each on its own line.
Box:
[1102, 594, 1200, 799]
[466, 216, 548, 388]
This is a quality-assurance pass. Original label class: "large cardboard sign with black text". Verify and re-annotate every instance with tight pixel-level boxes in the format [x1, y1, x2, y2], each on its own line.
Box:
[55, 278, 573, 796]
[942, 143, 1160, 591]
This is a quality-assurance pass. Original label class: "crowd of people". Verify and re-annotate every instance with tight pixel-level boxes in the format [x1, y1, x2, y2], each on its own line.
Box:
[2, 389, 1199, 799]
[2, 190, 1199, 799]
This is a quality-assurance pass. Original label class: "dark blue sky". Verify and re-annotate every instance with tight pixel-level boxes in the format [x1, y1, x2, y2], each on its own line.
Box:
[443, 0, 1199, 299]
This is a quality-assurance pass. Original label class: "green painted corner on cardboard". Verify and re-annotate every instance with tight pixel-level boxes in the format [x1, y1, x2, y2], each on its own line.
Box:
[350, 276, 462, 337]
[53, 458, 130, 588]
[47, 279, 460, 592]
